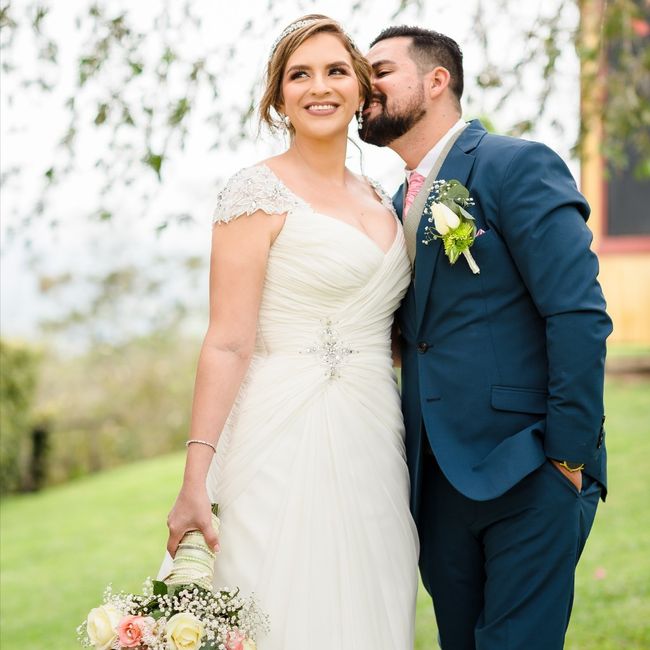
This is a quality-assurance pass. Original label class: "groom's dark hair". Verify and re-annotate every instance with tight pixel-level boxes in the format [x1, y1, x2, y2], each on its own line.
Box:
[370, 26, 464, 102]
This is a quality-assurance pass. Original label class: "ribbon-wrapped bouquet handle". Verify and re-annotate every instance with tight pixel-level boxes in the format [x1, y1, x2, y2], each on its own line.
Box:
[161, 504, 220, 592]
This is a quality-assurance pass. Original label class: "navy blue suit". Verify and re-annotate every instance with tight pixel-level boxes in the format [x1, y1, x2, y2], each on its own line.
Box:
[395, 120, 612, 649]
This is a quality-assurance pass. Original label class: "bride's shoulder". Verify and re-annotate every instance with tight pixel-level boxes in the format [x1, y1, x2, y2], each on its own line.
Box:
[354, 172, 398, 216]
[212, 163, 298, 224]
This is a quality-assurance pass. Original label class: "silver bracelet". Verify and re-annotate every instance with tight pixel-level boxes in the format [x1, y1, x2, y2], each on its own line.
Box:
[186, 439, 217, 453]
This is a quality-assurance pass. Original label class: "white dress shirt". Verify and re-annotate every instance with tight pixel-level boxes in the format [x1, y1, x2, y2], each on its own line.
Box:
[404, 118, 467, 183]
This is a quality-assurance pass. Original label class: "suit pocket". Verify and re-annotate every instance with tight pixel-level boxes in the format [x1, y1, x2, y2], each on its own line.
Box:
[542, 460, 580, 496]
[470, 228, 497, 248]
[491, 385, 548, 415]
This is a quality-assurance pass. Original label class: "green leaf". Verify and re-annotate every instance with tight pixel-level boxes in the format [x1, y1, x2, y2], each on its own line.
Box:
[129, 61, 144, 76]
[169, 98, 190, 126]
[144, 152, 163, 180]
[152, 580, 167, 596]
[457, 206, 475, 222]
[94, 103, 108, 125]
[121, 107, 135, 126]
[33, 6, 49, 33]
[443, 180, 469, 202]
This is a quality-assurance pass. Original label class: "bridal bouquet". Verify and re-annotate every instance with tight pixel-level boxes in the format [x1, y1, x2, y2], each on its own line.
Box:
[77, 505, 267, 650]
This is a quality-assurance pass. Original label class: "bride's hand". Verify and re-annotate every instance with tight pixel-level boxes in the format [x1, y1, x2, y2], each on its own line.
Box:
[166, 487, 220, 558]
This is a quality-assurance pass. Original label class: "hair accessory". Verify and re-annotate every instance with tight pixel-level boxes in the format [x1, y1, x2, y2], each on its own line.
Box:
[186, 439, 217, 453]
[269, 18, 320, 61]
[268, 18, 359, 63]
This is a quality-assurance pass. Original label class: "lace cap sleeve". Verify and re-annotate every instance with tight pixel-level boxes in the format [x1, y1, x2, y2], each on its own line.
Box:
[212, 165, 300, 224]
[367, 177, 399, 218]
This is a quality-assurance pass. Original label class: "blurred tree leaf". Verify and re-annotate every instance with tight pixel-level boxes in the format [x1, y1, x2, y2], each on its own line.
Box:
[144, 152, 163, 180]
[1, 0, 644, 240]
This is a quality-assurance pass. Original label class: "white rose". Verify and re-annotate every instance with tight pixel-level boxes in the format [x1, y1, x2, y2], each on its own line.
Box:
[86, 604, 122, 650]
[431, 202, 460, 235]
[166, 612, 204, 650]
[242, 640, 257, 650]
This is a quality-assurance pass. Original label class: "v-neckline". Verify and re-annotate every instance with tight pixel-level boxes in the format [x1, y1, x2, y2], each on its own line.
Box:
[258, 163, 400, 257]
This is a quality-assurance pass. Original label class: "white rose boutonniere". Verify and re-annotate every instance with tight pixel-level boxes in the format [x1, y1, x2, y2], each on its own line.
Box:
[422, 179, 480, 274]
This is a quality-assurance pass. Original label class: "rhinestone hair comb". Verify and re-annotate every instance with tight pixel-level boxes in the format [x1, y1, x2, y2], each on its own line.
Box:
[268, 17, 359, 62]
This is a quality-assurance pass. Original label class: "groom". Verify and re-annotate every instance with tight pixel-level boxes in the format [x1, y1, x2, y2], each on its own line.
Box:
[360, 27, 612, 649]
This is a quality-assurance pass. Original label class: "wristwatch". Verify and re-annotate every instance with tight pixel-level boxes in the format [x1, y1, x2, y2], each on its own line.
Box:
[557, 460, 585, 472]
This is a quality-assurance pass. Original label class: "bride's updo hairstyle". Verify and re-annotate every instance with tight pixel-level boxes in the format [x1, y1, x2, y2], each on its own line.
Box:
[259, 14, 372, 135]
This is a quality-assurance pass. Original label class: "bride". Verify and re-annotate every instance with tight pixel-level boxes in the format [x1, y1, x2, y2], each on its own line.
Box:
[163, 14, 418, 648]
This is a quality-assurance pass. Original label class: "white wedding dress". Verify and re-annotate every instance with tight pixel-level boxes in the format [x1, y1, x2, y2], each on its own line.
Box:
[160, 164, 418, 648]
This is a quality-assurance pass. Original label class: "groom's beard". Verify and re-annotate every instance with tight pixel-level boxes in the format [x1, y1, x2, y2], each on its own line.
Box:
[359, 90, 427, 147]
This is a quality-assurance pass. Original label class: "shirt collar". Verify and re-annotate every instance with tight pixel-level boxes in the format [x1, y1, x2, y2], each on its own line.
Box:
[405, 118, 466, 181]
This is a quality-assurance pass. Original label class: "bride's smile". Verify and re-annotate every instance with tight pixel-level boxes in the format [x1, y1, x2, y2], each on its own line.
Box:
[303, 101, 340, 115]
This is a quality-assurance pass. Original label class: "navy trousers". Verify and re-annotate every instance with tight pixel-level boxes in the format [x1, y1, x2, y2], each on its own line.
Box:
[418, 449, 600, 650]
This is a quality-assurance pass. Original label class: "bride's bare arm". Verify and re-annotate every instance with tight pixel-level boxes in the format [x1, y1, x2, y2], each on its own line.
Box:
[166, 210, 281, 556]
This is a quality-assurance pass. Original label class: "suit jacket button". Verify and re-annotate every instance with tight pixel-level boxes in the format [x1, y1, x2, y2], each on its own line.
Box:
[417, 342, 429, 353]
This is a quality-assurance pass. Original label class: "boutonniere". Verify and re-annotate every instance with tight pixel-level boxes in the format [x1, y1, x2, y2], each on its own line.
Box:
[422, 179, 480, 274]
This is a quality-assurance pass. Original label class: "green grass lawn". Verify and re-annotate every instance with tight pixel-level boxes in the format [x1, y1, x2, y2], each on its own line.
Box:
[1, 378, 649, 649]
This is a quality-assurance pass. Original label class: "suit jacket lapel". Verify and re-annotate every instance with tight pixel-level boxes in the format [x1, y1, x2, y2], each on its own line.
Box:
[413, 124, 481, 332]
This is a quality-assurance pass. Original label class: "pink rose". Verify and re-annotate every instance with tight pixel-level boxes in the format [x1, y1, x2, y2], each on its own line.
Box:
[226, 630, 245, 650]
[117, 615, 147, 647]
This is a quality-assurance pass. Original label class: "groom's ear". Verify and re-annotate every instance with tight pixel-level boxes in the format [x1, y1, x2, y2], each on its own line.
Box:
[427, 66, 451, 100]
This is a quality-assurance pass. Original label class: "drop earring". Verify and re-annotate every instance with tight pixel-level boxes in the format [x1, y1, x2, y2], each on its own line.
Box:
[356, 105, 364, 130]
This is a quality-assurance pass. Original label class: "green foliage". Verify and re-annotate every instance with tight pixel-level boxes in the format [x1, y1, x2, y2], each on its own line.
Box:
[2, 0, 645, 236]
[34, 329, 199, 487]
[152, 580, 167, 596]
[0, 378, 648, 648]
[587, 0, 650, 178]
[0, 340, 41, 494]
[1, 328, 201, 495]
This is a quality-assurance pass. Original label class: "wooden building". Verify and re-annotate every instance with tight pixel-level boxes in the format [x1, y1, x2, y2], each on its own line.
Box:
[580, 0, 650, 345]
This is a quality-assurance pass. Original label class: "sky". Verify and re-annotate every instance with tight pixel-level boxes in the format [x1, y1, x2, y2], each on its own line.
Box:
[0, 0, 581, 345]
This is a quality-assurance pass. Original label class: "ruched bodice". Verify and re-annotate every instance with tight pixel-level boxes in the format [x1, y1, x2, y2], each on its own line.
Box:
[218, 165, 410, 367]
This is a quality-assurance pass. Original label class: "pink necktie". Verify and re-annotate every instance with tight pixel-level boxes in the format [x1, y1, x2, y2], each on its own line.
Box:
[403, 171, 426, 219]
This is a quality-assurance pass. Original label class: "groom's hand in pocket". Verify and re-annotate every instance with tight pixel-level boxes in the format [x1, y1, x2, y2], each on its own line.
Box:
[551, 459, 583, 492]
